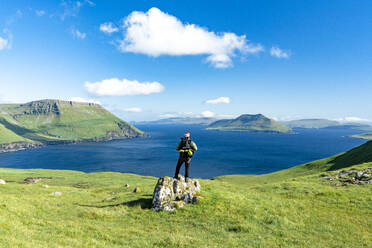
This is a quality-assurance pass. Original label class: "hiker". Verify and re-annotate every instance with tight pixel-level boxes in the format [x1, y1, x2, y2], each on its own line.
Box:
[174, 132, 198, 181]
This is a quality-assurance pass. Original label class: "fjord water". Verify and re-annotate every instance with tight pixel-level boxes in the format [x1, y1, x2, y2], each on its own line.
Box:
[0, 125, 366, 178]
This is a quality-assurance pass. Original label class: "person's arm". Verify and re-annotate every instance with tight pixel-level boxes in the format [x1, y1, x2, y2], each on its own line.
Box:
[191, 141, 198, 151]
[176, 141, 182, 151]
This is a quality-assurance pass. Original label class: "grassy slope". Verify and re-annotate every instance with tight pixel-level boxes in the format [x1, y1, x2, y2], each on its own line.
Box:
[0, 123, 33, 143]
[0, 100, 143, 144]
[0, 142, 371, 247]
[207, 114, 292, 133]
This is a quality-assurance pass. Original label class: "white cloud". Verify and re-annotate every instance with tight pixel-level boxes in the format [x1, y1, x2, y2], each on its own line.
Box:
[205, 96, 230, 104]
[68, 97, 101, 105]
[35, 10, 45, 16]
[124, 107, 142, 113]
[60, 0, 95, 20]
[100, 22, 119, 34]
[72, 29, 86, 39]
[335, 117, 371, 123]
[270, 46, 290, 59]
[159, 113, 178, 118]
[0, 36, 9, 50]
[201, 110, 215, 118]
[84, 78, 165, 96]
[0, 29, 12, 50]
[118, 7, 263, 68]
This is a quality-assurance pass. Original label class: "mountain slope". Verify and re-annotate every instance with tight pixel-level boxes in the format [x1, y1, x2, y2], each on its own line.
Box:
[0, 99, 143, 147]
[207, 114, 292, 133]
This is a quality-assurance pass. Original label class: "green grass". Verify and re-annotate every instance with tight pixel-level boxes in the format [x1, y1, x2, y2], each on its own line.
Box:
[0, 141, 371, 247]
[0, 123, 33, 143]
[0, 100, 143, 145]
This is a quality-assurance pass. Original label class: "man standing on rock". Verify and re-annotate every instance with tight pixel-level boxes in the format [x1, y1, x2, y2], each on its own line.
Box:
[174, 132, 198, 182]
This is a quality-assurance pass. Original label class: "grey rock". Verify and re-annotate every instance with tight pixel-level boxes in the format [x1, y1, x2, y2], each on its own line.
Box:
[357, 171, 364, 179]
[152, 175, 201, 212]
[51, 192, 62, 196]
[320, 176, 332, 180]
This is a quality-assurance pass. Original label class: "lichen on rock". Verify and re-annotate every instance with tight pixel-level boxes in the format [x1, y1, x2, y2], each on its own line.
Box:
[152, 176, 201, 211]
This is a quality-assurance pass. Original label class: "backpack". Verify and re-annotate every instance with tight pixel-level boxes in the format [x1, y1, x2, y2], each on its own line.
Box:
[180, 137, 192, 150]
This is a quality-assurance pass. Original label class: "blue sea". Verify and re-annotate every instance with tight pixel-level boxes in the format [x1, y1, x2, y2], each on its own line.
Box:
[0, 125, 366, 179]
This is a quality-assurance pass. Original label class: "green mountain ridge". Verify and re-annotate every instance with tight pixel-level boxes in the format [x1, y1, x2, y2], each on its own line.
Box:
[0, 99, 143, 150]
[207, 114, 292, 133]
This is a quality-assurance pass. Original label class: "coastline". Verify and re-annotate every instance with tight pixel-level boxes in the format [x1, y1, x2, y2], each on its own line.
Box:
[0, 133, 146, 153]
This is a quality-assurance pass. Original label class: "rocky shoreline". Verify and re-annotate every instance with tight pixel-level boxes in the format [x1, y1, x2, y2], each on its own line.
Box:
[0, 132, 146, 153]
[0, 142, 44, 153]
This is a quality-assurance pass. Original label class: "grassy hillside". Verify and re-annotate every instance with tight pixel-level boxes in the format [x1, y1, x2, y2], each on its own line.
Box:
[0, 142, 371, 247]
[0, 123, 32, 143]
[0, 100, 143, 146]
[207, 114, 292, 133]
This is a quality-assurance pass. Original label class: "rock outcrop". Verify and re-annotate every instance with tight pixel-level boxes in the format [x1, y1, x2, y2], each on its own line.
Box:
[0, 142, 44, 153]
[320, 167, 372, 186]
[152, 176, 201, 211]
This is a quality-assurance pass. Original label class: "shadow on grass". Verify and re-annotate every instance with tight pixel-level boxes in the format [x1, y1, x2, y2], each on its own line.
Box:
[77, 198, 152, 209]
[327, 140, 372, 171]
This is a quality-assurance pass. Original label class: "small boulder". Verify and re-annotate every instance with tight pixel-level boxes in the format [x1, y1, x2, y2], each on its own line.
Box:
[42, 184, 49, 188]
[133, 187, 142, 193]
[152, 175, 201, 212]
[0, 179, 6, 185]
[51, 192, 62, 196]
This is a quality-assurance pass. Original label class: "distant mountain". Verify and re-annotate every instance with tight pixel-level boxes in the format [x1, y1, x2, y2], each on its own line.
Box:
[0, 99, 143, 152]
[282, 119, 372, 131]
[282, 119, 339, 129]
[325, 123, 372, 131]
[207, 114, 292, 133]
[137, 117, 217, 125]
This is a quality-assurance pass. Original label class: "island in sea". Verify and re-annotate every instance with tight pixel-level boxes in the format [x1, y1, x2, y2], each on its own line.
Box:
[206, 114, 292, 133]
[282, 118, 372, 130]
[0, 99, 143, 152]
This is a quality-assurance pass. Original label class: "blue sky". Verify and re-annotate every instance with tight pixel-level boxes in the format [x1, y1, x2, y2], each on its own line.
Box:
[0, 0, 371, 122]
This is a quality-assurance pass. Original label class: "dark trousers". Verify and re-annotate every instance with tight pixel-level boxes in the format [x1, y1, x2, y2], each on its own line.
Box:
[174, 152, 191, 178]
